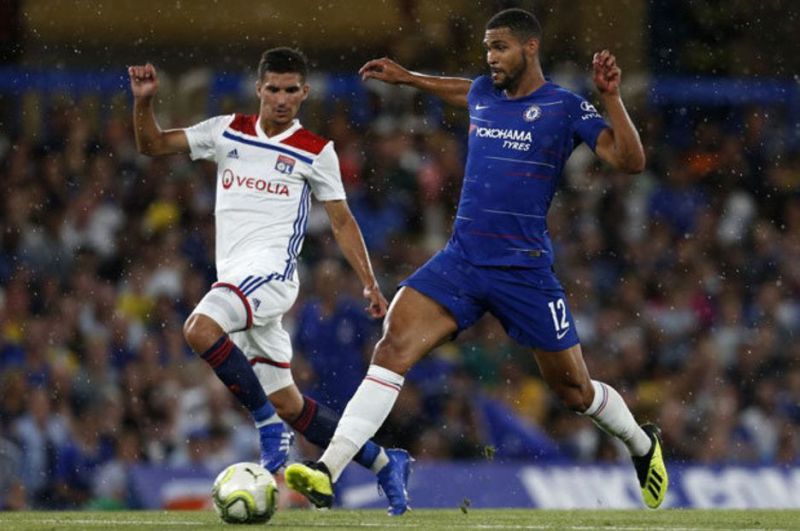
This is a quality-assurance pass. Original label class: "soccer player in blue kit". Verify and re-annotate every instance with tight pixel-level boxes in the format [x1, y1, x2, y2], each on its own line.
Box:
[286, 8, 668, 509]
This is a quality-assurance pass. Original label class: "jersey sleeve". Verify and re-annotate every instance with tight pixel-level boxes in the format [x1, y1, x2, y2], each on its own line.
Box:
[307, 142, 346, 201]
[570, 95, 609, 152]
[183, 114, 234, 161]
[466, 75, 488, 107]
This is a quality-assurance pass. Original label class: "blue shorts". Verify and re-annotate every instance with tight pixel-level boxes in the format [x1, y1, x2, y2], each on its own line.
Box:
[398, 247, 580, 351]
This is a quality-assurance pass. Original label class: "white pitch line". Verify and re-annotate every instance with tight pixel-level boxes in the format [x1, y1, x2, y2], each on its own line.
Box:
[330, 527, 785, 531]
[465, 527, 790, 531]
[293, 525, 791, 531]
[0, 519, 204, 527]
[0, 519, 789, 531]
[277, 524, 789, 531]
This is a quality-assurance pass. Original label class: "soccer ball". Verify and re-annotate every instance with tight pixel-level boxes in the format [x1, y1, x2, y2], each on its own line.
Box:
[212, 462, 278, 524]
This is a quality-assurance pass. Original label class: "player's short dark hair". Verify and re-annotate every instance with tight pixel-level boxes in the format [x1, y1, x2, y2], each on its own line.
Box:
[258, 47, 308, 81]
[486, 8, 542, 41]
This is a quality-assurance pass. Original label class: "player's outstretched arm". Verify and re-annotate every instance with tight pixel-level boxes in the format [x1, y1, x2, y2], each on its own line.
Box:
[128, 63, 190, 157]
[359, 57, 471, 109]
[590, 50, 646, 174]
[322, 200, 389, 319]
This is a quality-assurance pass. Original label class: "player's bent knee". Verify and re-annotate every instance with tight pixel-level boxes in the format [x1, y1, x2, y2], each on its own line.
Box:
[193, 287, 250, 334]
[182, 314, 204, 352]
[183, 313, 223, 354]
[372, 336, 416, 375]
[557, 381, 594, 412]
[182, 315, 198, 346]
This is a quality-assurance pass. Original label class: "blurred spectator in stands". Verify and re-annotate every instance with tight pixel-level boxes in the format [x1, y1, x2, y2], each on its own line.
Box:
[294, 259, 378, 413]
[3, 58, 800, 506]
[52, 398, 115, 508]
[349, 142, 414, 254]
[90, 427, 142, 509]
[11, 387, 67, 504]
[0, 435, 26, 510]
[648, 158, 709, 236]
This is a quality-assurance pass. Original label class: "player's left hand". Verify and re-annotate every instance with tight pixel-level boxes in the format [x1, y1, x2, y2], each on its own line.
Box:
[363, 284, 389, 319]
[592, 50, 621, 96]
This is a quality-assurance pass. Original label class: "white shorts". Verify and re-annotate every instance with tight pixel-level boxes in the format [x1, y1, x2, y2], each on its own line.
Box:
[192, 266, 299, 395]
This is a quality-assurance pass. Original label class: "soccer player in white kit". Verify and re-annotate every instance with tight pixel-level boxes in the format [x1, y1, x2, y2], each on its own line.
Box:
[128, 48, 411, 515]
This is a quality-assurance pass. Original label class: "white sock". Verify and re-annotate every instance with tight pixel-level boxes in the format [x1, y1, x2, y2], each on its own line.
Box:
[582, 380, 652, 457]
[320, 365, 404, 481]
[369, 448, 390, 474]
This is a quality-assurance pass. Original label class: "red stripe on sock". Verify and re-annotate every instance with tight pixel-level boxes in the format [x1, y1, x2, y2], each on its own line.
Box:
[206, 339, 234, 369]
[206, 341, 233, 369]
[201, 337, 228, 363]
[212, 282, 253, 330]
[249, 356, 291, 369]
[365, 375, 402, 393]
[291, 397, 318, 433]
[595, 383, 609, 416]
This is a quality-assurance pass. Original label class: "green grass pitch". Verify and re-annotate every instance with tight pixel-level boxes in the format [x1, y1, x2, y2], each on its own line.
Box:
[1, 509, 799, 530]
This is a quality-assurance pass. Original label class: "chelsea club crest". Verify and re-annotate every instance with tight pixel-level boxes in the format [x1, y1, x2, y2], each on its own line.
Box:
[523, 104, 541, 122]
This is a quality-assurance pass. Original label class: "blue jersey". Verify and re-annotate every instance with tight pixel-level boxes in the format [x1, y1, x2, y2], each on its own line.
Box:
[448, 76, 609, 268]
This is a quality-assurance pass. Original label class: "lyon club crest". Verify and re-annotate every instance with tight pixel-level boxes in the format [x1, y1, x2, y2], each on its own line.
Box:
[275, 155, 296, 174]
[523, 104, 541, 122]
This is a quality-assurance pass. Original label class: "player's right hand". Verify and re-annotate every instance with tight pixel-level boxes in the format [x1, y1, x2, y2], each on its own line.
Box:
[363, 284, 389, 319]
[592, 50, 621, 97]
[358, 57, 410, 85]
[128, 63, 159, 98]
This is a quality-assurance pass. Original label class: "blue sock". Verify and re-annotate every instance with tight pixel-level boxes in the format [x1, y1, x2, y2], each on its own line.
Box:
[290, 396, 381, 469]
[200, 336, 276, 424]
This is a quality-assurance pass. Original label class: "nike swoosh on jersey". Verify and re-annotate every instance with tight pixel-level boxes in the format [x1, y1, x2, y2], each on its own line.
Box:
[556, 328, 570, 340]
[475, 104, 489, 110]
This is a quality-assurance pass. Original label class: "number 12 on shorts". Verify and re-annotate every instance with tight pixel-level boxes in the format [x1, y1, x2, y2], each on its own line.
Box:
[548, 298, 570, 340]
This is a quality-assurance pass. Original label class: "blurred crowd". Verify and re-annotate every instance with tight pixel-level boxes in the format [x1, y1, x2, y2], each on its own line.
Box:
[1, 65, 799, 510]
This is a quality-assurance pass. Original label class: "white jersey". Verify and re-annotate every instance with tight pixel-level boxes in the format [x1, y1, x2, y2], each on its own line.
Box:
[184, 114, 345, 280]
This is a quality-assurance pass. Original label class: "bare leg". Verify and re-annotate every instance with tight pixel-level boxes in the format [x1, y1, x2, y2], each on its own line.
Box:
[534, 344, 651, 456]
[269, 384, 390, 473]
[183, 313, 277, 423]
[319, 287, 458, 480]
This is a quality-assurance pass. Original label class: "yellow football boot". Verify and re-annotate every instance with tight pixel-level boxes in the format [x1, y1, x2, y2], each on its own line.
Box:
[285, 461, 334, 509]
[632, 423, 668, 508]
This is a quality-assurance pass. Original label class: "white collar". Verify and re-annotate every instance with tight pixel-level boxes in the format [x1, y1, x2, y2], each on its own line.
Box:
[255, 118, 301, 141]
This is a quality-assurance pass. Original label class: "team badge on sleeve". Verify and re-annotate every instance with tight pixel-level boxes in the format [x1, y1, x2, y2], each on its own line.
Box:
[523, 104, 542, 122]
[580, 100, 602, 120]
[275, 155, 296, 174]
